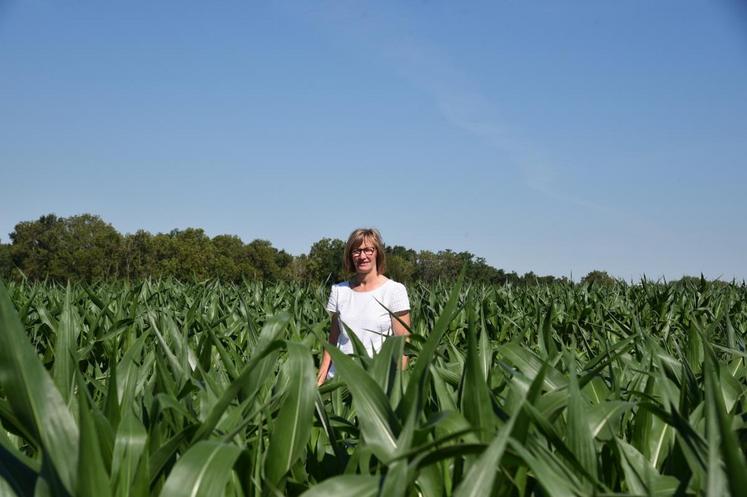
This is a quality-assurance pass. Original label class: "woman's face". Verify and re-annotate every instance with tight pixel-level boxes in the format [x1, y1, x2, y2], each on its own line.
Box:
[351, 238, 378, 275]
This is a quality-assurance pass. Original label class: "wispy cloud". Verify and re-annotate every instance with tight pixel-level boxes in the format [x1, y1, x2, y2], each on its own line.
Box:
[386, 35, 607, 211]
[281, 0, 604, 210]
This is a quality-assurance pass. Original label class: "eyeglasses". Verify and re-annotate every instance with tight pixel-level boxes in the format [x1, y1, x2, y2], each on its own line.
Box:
[351, 247, 376, 257]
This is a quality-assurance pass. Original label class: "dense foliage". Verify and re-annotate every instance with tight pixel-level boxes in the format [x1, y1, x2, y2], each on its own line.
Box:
[1, 278, 746, 496]
[0, 214, 561, 285]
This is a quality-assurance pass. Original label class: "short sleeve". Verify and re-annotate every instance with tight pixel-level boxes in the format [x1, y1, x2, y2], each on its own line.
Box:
[325, 285, 338, 314]
[388, 283, 410, 314]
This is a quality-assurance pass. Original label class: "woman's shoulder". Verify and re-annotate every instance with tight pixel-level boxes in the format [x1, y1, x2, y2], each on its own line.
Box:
[382, 278, 410, 311]
[382, 278, 407, 293]
[331, 281, 352, 293]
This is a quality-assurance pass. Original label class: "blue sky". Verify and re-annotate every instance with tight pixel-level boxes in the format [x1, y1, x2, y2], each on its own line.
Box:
[1, 0, 745, 281]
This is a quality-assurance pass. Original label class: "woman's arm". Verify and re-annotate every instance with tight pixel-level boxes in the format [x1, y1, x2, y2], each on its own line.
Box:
[392, 311, 411, 370]
[317, 314, 341, 386]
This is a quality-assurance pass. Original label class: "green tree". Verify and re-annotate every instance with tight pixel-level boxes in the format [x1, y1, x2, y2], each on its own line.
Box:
[246, 239, 289, 281]
[3, 213, 528, 285]
[150, 232, 179, 278]
[413, 250, 440, 283]
[467, 256, 507, 284]
[283, 253, 309, 283]
[0, 241, 12, 280]
[414, 249, 490, 283]
[385, 245, 417, 283]
[59, 214, 122, 280]
[275, 249, 294, 280]
[211, 234, 246, 282]
[580, 270, 618, 287]
[9, 214, 64, 279]
[10, 214, 121, 280]
[121, 230, 156, 280]
[306, 238, 345, 283]
[147, 228, 216, 279]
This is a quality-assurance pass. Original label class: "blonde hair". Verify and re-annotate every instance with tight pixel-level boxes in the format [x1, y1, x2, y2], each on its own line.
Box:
[343, 228, 387, 274]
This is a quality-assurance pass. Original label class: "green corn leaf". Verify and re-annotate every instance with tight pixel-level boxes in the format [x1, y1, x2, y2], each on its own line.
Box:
[111, 408, 148, 497]
[102, 355, 121, 430]
[0, 400, 39, 462]
[616, 438, 679, 497]
[453, 405, 520, 497]
[587, 401, 634, 440]
[522, 402, 604, 489]
[631, 370, 656, 455]
[191, 339, 285, 443]
[380, 392, 420, 497]
[703, 338, 747, 497]
[500, 342, 568, 391]
[0, 281, 79, 496]
[400, 268, 465, 416]
[0, 438, 38, 497]
[241, 312, 290, 401]
[578, 334, 637, 389]
[478, 307, 492, 380]
[148, 312, 188, 388]
[52, 284, 78, 404]
[414, 464, 443, 497]
[157, 441, 241, 497]
[410, 443, 486, 470]
[718, 366, 741, 413]
[265, 342, 316, 485]
[207, 327, 239, 381]
[370, 335, 404, 397]
[540, 304, 558, 359]
[379, 460, 409, 497]
[429, 409, 479, 445]
[77, 375, 112, 497]
[430, 365, 458, 411]
[192, 313, 290, 443]
[312, 392, 347, 470]
[566, 349, 598, 481]
[299, 475, 379, 497]
[115, 331, 148, 413]
[326, 345, 400, 461]
[458, 315, 495, 442]
[509, 438, 581, 497]
[149, 425, 198, 486]
[512, 360, 549, 445]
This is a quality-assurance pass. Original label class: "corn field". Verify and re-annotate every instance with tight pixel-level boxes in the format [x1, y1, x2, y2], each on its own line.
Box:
[0, 276, 746, 497]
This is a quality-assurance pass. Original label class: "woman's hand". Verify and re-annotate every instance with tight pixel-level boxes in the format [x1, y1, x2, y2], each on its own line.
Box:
[317, 351, 331, 386]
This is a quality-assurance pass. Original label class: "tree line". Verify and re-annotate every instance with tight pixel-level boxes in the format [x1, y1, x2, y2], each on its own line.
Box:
[0, 213, 574, 285]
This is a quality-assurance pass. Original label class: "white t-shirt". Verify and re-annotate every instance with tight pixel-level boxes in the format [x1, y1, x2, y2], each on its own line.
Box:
[326, 279, 410, 357]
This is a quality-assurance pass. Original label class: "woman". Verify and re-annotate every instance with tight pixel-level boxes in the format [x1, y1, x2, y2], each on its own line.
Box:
[316, 228, 411, 385]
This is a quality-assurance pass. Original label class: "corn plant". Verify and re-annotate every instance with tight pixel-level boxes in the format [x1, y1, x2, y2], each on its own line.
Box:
[0, 276, 746, 496]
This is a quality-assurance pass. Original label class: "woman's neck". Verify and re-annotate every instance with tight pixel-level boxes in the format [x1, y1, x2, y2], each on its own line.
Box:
[352, 272, 384, 289]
